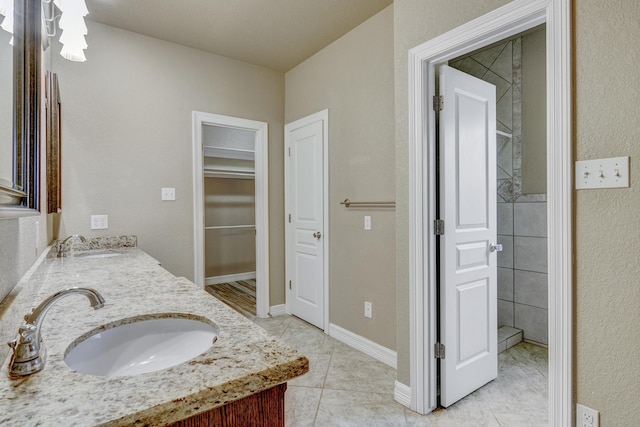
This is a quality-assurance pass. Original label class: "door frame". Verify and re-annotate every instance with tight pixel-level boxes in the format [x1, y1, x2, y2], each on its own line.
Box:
[406, 0, 572, 424]
[192, 111, 270, 319]
[284, 109, 330, 332]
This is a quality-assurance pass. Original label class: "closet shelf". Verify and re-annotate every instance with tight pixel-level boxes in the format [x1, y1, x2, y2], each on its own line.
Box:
[204, 166, 255, 180]
[204, 146, 255, 161]
[205, 225, 256, 230]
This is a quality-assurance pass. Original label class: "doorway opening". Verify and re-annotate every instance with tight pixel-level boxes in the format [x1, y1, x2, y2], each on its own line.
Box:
[192, 112, 270, 318]
[405, 0, 572, 425]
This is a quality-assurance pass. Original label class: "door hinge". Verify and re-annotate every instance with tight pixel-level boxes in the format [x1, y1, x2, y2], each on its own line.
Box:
[433, 95, 444, 112]
[289, 280, 292, 290]
[288, 147, 291, 157]
[435, 343, 445, 359]
[288, 214, 291, 223]
[434, 219, 445, 235]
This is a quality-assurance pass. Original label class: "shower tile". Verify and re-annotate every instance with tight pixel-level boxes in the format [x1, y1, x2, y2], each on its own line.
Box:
[496, 87, 513, 133]
[516, 193, 547, 203]
[513, 168, 522, 199]
[449, 58, 464, 69]
[512, 135, 522, 169]
[471, 42, 507, 69]
[489, 41, 513, 82]
[515, 303, 548, 345]
[456, 57, 488, 79]
[497, 235, 513, 269]
[514, 237, 547, 273]
[498, 299, 514, 328]
[514, 202, 547, 237]
[497, 121, 511, 135]
[483, 70, 511, 102]
[514, 270, 548, 309]
[497, 203, 513, 235]
[497, 179, 514, 202]
[497, 134, 513, 179]
[498, 267, 514, 301]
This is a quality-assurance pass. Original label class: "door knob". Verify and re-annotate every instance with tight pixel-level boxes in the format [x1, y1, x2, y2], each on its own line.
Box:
[313, 231, 322, 240]
[489, 243, 503, 252]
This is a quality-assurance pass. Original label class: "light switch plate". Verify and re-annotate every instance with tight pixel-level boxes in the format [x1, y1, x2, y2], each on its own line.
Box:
[161, 187, 176, 201]
[91, 214, 108, 230]
[364, 215, 372, 230]
[575, 156, 629, 189]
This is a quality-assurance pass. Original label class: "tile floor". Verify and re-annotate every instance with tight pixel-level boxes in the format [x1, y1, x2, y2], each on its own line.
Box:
[253, 315, 548, 427]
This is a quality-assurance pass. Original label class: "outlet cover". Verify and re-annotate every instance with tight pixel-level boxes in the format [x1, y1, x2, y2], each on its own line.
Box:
[576, 404, 599, 427]
[364, 215, 372, 230]
[161, 187, 176, 201]
[364, 301, 372, 318]
[91, 214, 108, 230]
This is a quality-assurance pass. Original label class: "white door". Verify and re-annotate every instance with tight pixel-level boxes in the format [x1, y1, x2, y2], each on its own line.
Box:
[285, 112, 327, 329]
[438, 65, 498, 407]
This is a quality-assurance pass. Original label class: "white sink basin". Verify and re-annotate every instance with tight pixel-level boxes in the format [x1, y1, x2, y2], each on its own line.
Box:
[75, 250, 124, 259]
[64, 314, 219, 377]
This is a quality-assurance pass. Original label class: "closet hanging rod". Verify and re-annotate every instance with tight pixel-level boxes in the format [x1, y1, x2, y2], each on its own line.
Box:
[340, 199, 396, 208]
[205, 225, 256, 230]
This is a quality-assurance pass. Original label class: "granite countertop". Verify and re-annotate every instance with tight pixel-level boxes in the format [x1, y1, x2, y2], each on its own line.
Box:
[0, 246, 308, 426]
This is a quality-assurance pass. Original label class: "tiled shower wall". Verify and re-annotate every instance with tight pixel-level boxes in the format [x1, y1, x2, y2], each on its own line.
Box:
[451, 38, 548, 345]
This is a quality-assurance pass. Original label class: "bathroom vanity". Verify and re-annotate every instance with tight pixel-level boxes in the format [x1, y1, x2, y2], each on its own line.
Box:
[0, 244, 308, 426]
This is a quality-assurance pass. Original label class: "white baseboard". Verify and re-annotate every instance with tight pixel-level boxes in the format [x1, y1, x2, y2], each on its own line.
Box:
[269, 304, 287, 316]
[205, 272, 256, 286]
[394, 381, 411, 408]
[328, 323, 397, 369]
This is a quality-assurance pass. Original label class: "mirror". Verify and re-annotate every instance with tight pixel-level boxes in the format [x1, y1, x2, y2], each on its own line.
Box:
[0, 0, 41, 215]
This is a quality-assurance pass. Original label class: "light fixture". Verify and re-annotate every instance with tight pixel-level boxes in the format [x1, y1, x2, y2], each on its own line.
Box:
[56, 0, 88, 61]
[44, 0, 89, 62]
[0, 0, 13, 45]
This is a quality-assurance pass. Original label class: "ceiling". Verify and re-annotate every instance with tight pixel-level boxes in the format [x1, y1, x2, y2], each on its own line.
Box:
[85, 0, 393, 72]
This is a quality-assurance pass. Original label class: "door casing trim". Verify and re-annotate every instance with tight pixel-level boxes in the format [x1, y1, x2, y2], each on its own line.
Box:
[192, 111, 270, 318]
[284, 109, 330, 333]
[406, 0, 572, 424]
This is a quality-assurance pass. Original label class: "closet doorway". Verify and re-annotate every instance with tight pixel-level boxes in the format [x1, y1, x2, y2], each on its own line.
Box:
[192, 112, 270, 318]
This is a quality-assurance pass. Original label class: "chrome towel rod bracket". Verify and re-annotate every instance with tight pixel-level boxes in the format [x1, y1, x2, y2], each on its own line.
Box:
[340, 199, 396, 208]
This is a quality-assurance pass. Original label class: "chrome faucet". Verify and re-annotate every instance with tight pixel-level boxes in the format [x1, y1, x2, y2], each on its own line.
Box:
[7, 288, 105, 378]
[55, 235, 87, 256]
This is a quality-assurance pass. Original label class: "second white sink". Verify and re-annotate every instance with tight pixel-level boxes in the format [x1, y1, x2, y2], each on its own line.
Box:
[64, 314, 219, 377]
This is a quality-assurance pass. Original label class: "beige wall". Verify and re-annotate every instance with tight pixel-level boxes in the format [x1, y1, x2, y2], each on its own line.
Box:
[395, 0, 640, 424]
[521, 26, 546, 195]
[393, 0, 510, 385]
[575, 0, 640, 424]
[285, 6, 396, 350]
[50, 22, 287, 305]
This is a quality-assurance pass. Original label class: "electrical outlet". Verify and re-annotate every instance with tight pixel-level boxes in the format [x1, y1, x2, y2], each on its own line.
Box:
[364, 215, 371, 230]
[576, 404, 599, 427]
[161, 187, 176, 201]
[364, 301, 372, 318]
[90, 214, 108, 230]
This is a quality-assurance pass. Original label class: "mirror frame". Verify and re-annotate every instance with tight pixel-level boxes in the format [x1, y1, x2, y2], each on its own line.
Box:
[0, 0, 41, 217]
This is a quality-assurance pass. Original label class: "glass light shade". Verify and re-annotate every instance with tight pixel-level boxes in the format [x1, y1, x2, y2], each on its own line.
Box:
[58, 14, 87, 34]
[0, 0, 12, 35]
[60, 44, 86, 62]
[59, 30, 87, 50]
